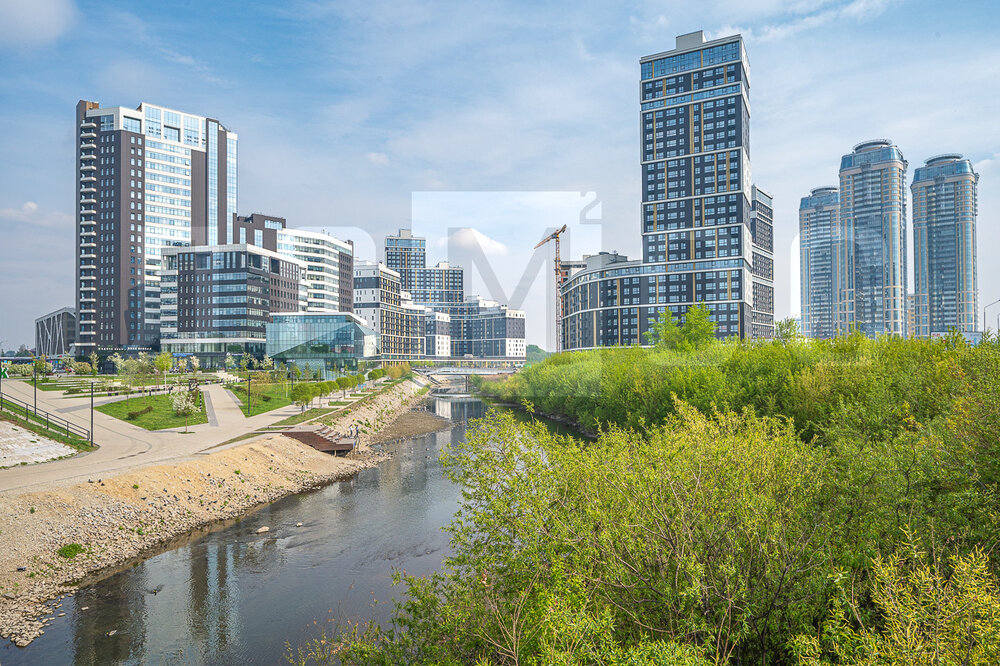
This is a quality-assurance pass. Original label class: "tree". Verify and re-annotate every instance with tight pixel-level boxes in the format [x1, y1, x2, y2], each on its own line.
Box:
[107, 353, 124, 376]
[679, 302, 716, 349]
[292, 364, 303, 380]
[176, 356, 188, 374]
[171, 390, 198, 433]
[224, 352, 236, 372]
[189, 355, 200, 373]
[261, 354, 274, 371]
[154, 352, 173, 389]
[88, 351, 99, 375]
[119, 358, 143, 403]
[239, 354, 250, 374]
[776, 317, 800, 344]
[336, 376, 352, 398]
[645, 309, 683, 350]
[290, 383, 314, 411]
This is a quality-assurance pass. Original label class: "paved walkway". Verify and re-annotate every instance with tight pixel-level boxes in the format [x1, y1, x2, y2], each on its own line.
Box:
[0, 377, 373, 494]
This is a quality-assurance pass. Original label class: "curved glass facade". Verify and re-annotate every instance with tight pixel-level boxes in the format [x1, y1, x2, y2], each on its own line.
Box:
[266, 313, 377, 378]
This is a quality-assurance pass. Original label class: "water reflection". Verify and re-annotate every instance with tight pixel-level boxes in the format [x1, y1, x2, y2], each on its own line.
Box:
[3, 420, 467, 665]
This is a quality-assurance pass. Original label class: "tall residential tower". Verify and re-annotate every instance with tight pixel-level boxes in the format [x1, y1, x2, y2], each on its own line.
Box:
[74, 100, 237, 354]
[561, 31, 774, 348]
[799, 186, 839, 339]
[835, 140, 908, 337]
[911, 154, 979, 337]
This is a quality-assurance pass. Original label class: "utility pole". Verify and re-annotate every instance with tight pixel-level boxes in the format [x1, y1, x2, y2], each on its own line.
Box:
[533, 225, 568, 352]
[984, 298, 1000, 336]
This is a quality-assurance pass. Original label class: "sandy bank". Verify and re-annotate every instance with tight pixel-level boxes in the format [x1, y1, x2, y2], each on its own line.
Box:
[0, 378, 431, 648]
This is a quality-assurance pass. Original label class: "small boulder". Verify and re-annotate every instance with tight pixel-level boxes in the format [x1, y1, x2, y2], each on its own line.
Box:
[256, 526, 270, 534]
[295, 522, 303, 527]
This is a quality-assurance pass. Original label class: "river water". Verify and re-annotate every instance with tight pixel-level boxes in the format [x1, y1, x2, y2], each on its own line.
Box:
[2, 396, 490, 665]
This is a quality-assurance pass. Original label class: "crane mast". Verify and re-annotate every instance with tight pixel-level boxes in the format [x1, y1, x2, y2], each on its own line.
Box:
[533, 224, 568, 352]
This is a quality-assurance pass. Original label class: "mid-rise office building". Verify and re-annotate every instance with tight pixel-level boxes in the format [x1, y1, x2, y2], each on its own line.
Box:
[353, 262, 425, 359]
[911, 154, 979, 337]
[799, 186, 839, 339]
[159, 244, 305, 365]
[74, 100, 237, 354]
[835, 140, 908, 337]
[36, 307, 77, 358]
[266, 312, 377, 377]
[562, 31, 772, 349]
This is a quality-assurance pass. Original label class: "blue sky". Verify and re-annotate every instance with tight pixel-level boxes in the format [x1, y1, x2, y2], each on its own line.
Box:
[0, 0, 998, 349]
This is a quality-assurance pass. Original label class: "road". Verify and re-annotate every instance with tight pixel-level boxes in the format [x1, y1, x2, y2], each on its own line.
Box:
[0, 378, 305, 494]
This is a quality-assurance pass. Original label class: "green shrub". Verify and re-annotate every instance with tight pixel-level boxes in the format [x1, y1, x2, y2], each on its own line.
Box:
[57, 543, 85, 559]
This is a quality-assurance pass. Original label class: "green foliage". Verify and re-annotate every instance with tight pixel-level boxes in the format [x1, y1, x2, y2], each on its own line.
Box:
[57, 543, 85, 559]
[291, 382, 317, 409]
[776, 316, 801, 343]
[525, 344, 551, 365]
[72, 361, 92, 375]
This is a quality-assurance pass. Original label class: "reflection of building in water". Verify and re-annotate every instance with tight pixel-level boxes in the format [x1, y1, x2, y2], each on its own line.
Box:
[433, 396, 486, 422]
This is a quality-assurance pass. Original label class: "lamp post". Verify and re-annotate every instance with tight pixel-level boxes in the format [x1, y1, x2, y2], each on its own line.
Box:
[984, 298, 1000, 336]
[90, 381, 94, 447]
[33, 362, 37, 415]
[246, 373, 251, 417]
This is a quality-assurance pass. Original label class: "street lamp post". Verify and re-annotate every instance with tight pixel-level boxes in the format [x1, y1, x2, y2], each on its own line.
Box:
[90, 381, 94, 447]
[246, 373, 251, 417]
[984, 298, 1000, 336]
[33, 364, 37, 415]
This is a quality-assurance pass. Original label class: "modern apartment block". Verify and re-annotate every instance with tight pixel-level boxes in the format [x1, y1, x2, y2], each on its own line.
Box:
[384, 229, 463, 307]
[911, 154, 979, 337]
[562, 31, 773, 349]
[74, 100, 237, 355]
[425, 310, 452, 358]
[276, 228, 354, 313]
[835, 140, 908, 337]
[448, 297, 527, 359]
[799, 186, 839, 339]
[35, 307, 77, 358]
[353, 262, 425, 359]
[159, 244, 305, 365]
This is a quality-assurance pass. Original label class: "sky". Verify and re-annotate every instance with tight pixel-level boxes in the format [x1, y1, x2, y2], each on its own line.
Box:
[0, 0, 997, 350]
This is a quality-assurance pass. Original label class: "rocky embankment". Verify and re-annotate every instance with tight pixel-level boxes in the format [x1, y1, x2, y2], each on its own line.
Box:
[0, 378, 428, 648]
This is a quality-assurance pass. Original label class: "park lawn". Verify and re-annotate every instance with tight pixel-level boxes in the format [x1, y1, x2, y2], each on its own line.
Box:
[228, 382, 294, 416]
[96, 393, 208, 431]
[273, 407, 339, 426]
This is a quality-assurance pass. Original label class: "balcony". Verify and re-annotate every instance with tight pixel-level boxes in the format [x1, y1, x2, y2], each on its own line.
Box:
[80, 275, 96, 282]
[80, 308, 96, 315]
[79, 330, 96, 336]
[80, 285, 96, 292]
[80, 164, 96, 171]
[80, 176, 96, 183]
[80, 209, 97, 216]
[80, 154, 96, 161]
[80, 121, 96, 129]
[80, 131, 97, 139]
[80, 198, 96, 206]
[80, 142, 97, 150]
[80, 185, 97, 192]
[80, 241, 96, 249]
[80, 219, 96, 227]
[80, 252, 96, 260]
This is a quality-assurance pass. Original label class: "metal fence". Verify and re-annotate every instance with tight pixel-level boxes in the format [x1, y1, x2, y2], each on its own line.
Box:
[0, 391, 91, 443]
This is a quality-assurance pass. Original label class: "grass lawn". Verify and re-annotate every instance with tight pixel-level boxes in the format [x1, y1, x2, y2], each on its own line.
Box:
[228, 382, 295, 416]
[273, 407, 341, 426]
[96, 393, 208, 431]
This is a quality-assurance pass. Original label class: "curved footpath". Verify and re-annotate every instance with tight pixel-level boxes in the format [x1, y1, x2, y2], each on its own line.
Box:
[0, 377, 428, 648]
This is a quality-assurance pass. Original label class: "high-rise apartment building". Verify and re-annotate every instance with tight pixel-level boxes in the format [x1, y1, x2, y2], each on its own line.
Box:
[911, 154, 979, 337]
[835, 140, 908, 337]
[799, 186, 839, 339]
[384, 229, 463, 307]
[562, 31, 772, 348]
[74, 100, 237, 354]
[353, 262, 425, 359]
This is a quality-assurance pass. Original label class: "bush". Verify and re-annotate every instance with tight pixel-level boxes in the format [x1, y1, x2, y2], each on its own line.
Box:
[126, 405, 154, 420]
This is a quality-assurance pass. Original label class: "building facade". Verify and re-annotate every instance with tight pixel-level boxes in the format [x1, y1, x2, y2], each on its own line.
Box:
[353, 262, 425, 359]
[384, 228, 426, 271]
[799, 186, 839, 339]
[562, 31, 773, 350]
[911, 154, 978, 337]
[35, 307, 77, 358]
[448, 297, 526, 359]
[266, 312, 377, 377]
[835, 140, 908, 337]
[75, 100, 237, 355]
[277, 227, 354, 313]
[384, 229, 463, 307]
[159, 244, 305, 365]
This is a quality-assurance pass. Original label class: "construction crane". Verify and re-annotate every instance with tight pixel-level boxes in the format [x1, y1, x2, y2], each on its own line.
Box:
[534, 224, 568, 352]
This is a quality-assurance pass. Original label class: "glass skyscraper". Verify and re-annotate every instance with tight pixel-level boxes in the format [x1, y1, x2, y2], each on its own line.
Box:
[561, 30, 774, 348]
[911, 154, 979, 337]
[835, 140, 908, 337]
[799, 186, 839, 339]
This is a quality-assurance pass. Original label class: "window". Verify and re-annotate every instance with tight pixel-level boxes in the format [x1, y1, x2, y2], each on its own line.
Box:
[123, 117, 141, 133]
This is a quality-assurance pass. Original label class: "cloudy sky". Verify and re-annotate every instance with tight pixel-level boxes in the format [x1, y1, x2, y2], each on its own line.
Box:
[0, 0, 997, 349]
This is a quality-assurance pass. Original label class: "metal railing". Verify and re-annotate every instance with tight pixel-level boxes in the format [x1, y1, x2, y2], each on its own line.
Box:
[0, 391, 91, 443]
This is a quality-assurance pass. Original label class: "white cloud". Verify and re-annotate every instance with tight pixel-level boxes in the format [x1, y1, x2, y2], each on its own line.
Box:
[0, 201, 71, 228]
[367, 152, 390, 165]
[0, 0, 77, 48]
[448, 228, 508, 256]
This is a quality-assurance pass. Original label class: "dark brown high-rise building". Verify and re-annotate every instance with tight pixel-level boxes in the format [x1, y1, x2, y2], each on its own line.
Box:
[74, 100, 237, 356]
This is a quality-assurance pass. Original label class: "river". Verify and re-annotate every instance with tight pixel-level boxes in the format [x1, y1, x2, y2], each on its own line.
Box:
[2, 396, 491, 665]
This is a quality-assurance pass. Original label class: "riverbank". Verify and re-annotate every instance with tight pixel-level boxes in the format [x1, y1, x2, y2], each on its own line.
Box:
[0, 378, 428, 648]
